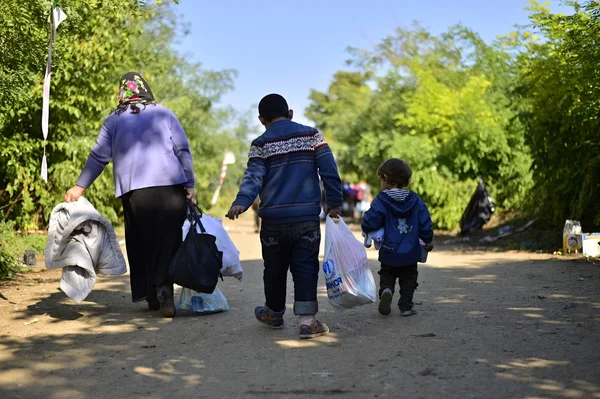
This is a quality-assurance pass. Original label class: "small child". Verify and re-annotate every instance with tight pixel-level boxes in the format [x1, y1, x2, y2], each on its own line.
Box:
[361, 158, 434, 316]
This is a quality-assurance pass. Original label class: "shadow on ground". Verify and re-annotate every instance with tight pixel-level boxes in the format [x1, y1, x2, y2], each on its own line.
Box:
[0, 252, 599, 398]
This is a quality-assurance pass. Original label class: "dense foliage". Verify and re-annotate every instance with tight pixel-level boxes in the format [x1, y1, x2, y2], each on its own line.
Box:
[307, 25, 532, 229]
[306, 1, 599, 230]
[1, 1, 599, 278]
[0, 0, 253, 229]
[0, 0, 255, 278]
[510, 0, 600, 227]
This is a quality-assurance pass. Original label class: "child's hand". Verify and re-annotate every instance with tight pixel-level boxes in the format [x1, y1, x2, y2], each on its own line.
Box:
[326, 205, 342, 218]
[226, 205, 246, 220]
[425, 242, 434, 252]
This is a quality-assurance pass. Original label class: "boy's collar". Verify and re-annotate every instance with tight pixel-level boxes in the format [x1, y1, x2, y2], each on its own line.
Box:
[265, 119, 290, 130]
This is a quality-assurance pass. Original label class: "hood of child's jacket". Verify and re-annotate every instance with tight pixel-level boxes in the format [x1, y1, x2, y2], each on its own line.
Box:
[379, 190, 419, 217]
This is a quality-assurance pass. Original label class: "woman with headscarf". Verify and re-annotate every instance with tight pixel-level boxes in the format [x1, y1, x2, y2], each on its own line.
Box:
[65, 72, 195, 318]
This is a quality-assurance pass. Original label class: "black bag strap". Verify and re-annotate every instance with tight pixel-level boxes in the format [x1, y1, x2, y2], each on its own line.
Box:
[187, 200, 224, 281]
[187, 200, 207, 234]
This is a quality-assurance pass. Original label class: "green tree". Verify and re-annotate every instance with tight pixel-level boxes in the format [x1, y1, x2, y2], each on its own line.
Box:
[307, 25, 533, 229]
[306, 71, 373, 182]
[510, 0, 600, 228]
[0, 0, 252, 229]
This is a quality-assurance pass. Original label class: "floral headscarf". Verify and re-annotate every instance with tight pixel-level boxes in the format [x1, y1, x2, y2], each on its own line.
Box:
[115, 72, 155, 115]
[118, 72, 154, 104]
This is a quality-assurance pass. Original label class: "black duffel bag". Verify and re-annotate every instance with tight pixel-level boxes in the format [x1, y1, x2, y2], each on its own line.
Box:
[168, 201, 223, 293]
[459, 178, 495, 236]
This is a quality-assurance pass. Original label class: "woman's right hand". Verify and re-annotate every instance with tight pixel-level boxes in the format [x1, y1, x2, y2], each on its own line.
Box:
[185, 187, 196, 204]
[65, 186, 85, 203]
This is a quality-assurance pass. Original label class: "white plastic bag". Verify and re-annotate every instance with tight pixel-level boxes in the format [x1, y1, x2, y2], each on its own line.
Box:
[182, 214, 243, 280]
[177, 287, 230, 314]
[323, 216, 377, 309]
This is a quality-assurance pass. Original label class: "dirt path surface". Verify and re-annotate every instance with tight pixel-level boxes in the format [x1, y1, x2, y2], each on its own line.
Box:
[1, 219, 599, 399]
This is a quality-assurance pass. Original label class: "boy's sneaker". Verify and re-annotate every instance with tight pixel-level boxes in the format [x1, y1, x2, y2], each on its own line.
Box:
[254, 306, 284, 329]
[299, 320, 329, 339]
[400, 307, 417, 317]
[378, 288, 393, 316]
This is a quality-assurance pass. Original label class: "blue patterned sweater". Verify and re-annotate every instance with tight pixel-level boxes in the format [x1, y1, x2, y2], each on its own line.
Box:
[233, 120, 342, 224]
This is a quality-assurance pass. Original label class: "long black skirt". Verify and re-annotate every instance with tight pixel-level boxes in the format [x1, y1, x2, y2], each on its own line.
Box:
[121, 185, 187, 303]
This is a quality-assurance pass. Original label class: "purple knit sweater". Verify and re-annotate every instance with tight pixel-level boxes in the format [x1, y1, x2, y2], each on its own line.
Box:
[76, 104, 195, 197]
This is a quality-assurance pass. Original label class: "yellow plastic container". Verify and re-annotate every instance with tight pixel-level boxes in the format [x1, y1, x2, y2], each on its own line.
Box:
[563, 234, 582, 253]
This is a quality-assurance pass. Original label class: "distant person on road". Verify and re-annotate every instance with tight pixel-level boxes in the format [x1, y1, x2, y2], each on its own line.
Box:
[361, 159, 433, 317]
[65, 72, 196, 318]
[226, 94, 343, 339]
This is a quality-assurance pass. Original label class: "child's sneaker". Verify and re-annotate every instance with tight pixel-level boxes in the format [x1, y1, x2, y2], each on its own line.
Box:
[400, 307, 417, 317]
[378, 288, 393, 316]
[254, 306, 284, 329]
[299, 320, 329, 339]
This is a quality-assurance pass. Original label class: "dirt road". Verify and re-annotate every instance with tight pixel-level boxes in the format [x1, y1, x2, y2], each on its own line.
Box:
[1, 219, 599, 399]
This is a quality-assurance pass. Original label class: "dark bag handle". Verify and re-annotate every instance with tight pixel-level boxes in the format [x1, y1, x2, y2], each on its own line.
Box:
[186, 200, 224, 281]
[186, 200, 225, 281]
[187, 200, 207, 234]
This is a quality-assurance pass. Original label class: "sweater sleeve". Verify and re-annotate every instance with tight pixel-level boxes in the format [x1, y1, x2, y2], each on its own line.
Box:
[418, 199, 434, 244]
[232, 143, 266, 209]
[314, 131, 343, 207]
[361, 195, 386, 233]
[170, 113, 195, 188]
[76, 119, 113, 189]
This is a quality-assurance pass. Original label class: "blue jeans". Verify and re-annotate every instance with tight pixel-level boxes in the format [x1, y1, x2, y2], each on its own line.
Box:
[260, 221, 321, 316]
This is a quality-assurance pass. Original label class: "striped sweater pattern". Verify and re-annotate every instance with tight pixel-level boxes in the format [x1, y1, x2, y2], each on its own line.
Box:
[233, 120, 342, 224]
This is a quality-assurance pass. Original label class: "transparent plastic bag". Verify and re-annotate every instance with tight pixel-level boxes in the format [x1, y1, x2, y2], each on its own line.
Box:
[323, 216, 376, 309]
[177, 287, 230, 315]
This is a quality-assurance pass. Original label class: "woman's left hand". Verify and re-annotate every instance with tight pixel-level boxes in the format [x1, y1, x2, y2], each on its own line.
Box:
[186, 187, 196, 203]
